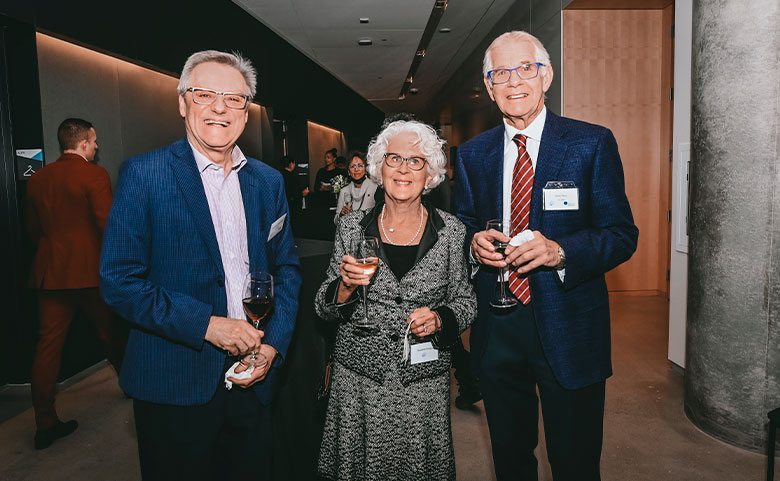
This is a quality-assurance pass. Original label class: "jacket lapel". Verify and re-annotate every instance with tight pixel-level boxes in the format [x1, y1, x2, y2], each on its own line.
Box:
[531, 111, 568, 230]
[482, 127, 504, 222]
[170, 138, 225, 278]
[239, 165, 264, 272]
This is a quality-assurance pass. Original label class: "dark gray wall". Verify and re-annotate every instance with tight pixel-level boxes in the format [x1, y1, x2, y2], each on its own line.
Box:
[36, 33, 265, 185]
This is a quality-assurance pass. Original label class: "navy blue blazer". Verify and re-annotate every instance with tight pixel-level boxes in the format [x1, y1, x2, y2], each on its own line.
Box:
[100, 138, 301, 406]
[454, 111, 638, 390]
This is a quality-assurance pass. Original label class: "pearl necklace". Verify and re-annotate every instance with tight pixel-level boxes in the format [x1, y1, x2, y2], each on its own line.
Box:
[380, 204, 424, 246]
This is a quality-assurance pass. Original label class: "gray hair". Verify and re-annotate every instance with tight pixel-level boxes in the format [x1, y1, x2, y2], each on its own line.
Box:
[483, 31, 551, 77]
[366, 120, 447, 195]
[177, 50, 257, 99]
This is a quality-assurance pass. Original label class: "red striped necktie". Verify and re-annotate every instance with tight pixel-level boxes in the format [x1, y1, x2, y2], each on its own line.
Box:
[509, 134, 533, 305]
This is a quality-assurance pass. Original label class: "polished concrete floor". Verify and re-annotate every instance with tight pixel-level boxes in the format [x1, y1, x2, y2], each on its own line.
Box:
[0, 295, 772, 480]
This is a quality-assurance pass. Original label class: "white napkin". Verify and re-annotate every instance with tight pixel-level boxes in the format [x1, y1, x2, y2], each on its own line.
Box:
[224, 361, 254, 390]
[509, 229, 535, 246]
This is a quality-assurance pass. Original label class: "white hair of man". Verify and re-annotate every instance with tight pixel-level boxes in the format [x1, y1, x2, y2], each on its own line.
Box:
[482, 30, 551, 77]
[366, 120, 447, 195]
[177, 50, 257, 99]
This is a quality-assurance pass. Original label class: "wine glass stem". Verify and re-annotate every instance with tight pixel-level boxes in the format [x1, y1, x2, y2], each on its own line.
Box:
[499, 267, 507, 298]
[362, 284, 368, 320]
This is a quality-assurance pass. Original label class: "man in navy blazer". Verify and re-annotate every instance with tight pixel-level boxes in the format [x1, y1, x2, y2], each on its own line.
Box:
[100, 51, 301, 480]
[454, 32, 638, 480]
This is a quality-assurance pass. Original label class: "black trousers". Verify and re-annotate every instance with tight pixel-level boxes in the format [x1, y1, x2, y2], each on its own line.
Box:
[479, 302, 605, 481]
[133, 367, 273, 481]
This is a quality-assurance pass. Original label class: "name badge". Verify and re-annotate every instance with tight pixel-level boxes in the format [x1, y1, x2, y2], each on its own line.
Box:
[410, 342, 439, 365]
[267, 213, 287, 241]
[543, 181, 578, 211]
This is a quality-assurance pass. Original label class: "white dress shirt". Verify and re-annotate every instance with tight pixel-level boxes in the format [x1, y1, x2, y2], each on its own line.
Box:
[501, 107, 546, 232]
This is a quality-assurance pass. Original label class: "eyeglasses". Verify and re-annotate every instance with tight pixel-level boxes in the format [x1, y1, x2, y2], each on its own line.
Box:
[487, 62, 546, 84]
[383, 153, 426, 171]
[186, 87, 250, 109]
[349, 164, 365, 170]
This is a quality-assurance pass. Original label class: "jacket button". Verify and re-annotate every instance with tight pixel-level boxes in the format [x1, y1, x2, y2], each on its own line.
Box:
[389, 333, 399, 341]
[217, 279, 225, 287]
[394, 296, 402, 304]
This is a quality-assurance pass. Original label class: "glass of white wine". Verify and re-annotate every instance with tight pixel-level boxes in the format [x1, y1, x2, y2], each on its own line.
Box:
[351, 236, 380, 329]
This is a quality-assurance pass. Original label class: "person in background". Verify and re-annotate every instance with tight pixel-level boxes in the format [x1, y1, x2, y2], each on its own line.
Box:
[315, 119, 475, 481]
[454, 30, 638, 480]
[334, 155, 347, 171]
[333, 150, 378, 224]
[314, 148, 346, 210]
[100, 50, 301, 480]
[281, 155, 309, 223]
[26, 118, 127, 450]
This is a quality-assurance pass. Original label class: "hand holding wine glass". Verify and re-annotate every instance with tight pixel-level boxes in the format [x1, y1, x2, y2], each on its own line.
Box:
[241, 271, 274, 368]
[486, 219, 518, 308]
[344, 236, 379, 330]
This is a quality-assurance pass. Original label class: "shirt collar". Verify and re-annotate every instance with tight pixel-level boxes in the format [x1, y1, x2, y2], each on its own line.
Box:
[190, 142, 247, 173]
[503, 106, 547, 144]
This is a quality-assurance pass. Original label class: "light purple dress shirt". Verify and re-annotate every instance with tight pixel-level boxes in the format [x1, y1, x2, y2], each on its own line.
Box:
[191, 143, 250, 321]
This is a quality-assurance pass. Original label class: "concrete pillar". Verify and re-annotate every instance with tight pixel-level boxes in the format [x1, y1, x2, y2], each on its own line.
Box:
[685, 0, 780, 451]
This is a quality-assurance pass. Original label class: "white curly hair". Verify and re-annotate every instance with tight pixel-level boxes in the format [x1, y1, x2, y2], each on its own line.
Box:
[365, 120, 447, 194]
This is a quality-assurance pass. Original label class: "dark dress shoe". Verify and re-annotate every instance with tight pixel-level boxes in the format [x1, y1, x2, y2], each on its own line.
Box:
[34, 420, 78, 449]
[455, 383, 483, 410]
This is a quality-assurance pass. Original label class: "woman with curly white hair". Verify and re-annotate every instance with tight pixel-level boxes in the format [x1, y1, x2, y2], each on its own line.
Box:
[315, 119, 476, 481]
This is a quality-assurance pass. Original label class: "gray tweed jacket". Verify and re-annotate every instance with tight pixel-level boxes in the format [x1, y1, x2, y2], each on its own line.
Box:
[315, 203, 476, 386]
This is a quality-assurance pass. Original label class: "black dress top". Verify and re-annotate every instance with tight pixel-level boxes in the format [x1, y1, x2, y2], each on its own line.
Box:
[382, 243, 418, 280]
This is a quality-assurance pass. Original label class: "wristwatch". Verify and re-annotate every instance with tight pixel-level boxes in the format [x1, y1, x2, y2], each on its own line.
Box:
[556, 245, 566, 269]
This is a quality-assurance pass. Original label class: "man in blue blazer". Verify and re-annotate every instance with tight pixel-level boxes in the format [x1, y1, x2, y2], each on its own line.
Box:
[100, 51, 301, 480]
[454, 32, 638, 480]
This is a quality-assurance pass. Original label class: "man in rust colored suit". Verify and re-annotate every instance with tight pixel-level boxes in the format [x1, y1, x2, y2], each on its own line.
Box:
[26, 118, 126, 449]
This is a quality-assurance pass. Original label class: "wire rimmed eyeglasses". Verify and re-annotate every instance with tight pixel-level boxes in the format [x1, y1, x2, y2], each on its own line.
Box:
[383, 153, 427, 171]
[186, 87, 250, 109]
[487, 62, 547, 84]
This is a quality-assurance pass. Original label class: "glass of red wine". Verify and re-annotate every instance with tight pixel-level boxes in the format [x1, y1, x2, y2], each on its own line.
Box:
[242, 271, 274, 367]
[351, 236, 380, 330]
[486, 219, 518, 308]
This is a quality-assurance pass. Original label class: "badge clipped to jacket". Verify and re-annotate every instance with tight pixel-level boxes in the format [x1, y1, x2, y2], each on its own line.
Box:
[543, 181, 578, 211]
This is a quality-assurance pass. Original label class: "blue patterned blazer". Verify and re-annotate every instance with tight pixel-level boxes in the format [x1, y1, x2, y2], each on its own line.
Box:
[100, 137, 301, 405]
[454, 110, 638, 390]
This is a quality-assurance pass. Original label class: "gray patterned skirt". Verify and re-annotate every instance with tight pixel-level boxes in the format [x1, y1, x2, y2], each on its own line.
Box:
[317, 362, 456, 481]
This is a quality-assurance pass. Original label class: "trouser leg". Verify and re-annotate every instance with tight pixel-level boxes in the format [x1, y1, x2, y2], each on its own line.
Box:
[77, 288, 127, 372]
[523, 307, 605, 481]
[479, 305, 540, 481]
[31, 290, 75, 430]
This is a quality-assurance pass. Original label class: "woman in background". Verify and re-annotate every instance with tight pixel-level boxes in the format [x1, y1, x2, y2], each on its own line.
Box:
[334, 151, 378, 224]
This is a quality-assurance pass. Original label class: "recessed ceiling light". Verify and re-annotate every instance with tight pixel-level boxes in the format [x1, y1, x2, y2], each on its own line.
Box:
[359, 17, 369, 23]
[358, 38, 373, 46]
[439, 27, 452, 33]
[410, 87, 419, 94]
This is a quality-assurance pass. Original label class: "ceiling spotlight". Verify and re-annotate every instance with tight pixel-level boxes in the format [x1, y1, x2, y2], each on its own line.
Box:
[406, 76, 414, 83]
[398, 94, 406, 100]
[358, 38, 373, 46]
[416, 49, 426, 57]
[439, 27, 451, 33]
[409, 87, 419, 95]
[359, 17, 369, 23]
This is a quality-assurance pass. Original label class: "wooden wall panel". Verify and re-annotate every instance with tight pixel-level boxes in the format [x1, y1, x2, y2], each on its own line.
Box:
[563, 9, 672, 294]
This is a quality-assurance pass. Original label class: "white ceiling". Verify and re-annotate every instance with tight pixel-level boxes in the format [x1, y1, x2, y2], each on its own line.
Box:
[232, 0, 516, 114]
